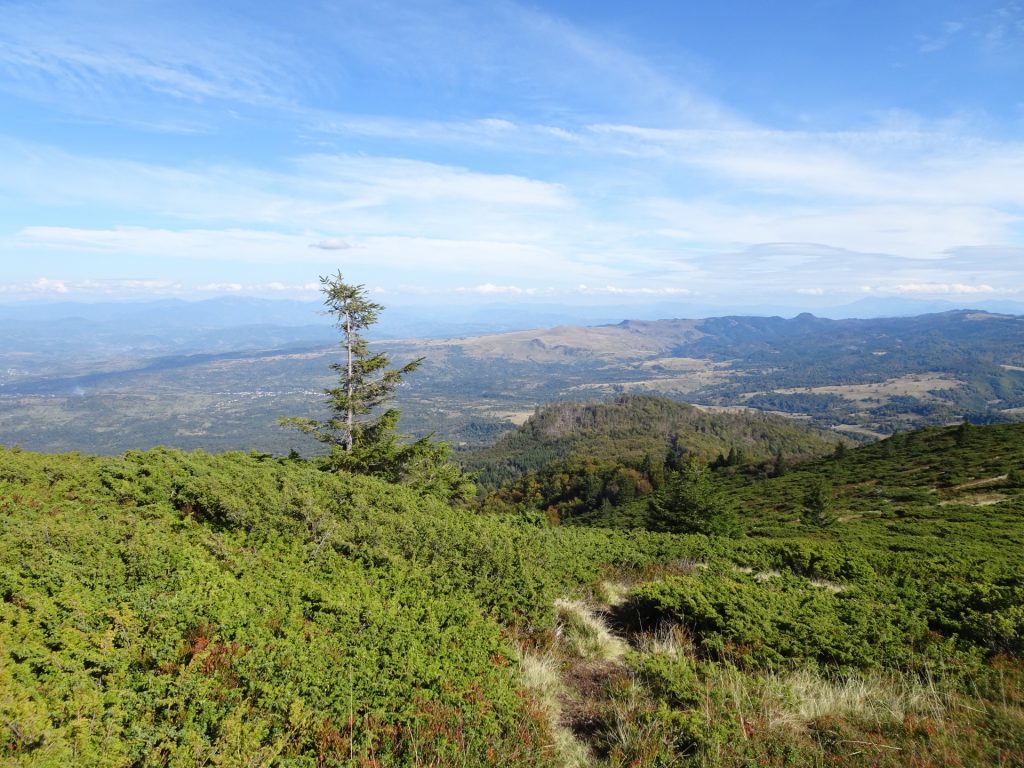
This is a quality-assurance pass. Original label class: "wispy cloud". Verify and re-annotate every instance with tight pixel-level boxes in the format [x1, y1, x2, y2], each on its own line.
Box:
[0, 0, 1021, 307]
[0, 1, 302, 114]
[0, 140, 574, 231]
[980, 2, 1024, 57]
[314, 0, 738, 128]
[0, 277, 185, 298]
[14, 226, 328, 263]
[7, 225, 625, 293]
[309, 239, 352, 251]
[0, 276, 327, 299]
[458, 283, 537, 295]
[917, 20, 965, 53]
[941, 244, 1024, 269]
[197, 282, 243, 292]
[643, 201, 1016, 261]
[588, 123, 1024, 207]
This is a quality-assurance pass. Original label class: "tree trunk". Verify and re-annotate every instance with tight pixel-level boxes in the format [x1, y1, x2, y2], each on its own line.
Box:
[345, 309, 353, 452]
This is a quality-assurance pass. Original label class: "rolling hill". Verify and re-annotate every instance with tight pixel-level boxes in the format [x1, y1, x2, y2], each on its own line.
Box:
[466, 396, 840, 474]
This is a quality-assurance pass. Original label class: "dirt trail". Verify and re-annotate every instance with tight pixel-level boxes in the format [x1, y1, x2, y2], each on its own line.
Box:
[951, 474, 1008, 491]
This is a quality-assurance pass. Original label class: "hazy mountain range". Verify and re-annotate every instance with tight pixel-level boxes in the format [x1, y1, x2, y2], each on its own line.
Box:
[3, 295, 1024, 360]
[2, 298, 1023, 456]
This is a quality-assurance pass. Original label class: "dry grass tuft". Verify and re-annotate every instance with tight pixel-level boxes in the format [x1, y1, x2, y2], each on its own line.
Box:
[519, 650, 564, 722]
[655, 663, 949, 740]
[808, 577, 846, 593]
[555, 599, 628, 662]
[785, 668, 947, 726]
[599, 676, 663, 761]
[517, 648, 593, 767]
[551, 728, 593, 768]
[594, 580, 632, 607]
[636, 622, 695, 659]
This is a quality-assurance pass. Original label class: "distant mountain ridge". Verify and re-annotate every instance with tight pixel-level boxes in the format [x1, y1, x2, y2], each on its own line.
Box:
[1, 307, 1022, 455]
[452, 309, 1022, 380]
[422, 308, 1023, 365]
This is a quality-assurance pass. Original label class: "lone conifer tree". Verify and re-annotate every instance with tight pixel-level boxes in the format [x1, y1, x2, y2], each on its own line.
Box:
[647, 457, 741, 537]
[282, 272, 471, 500]
[801, 478, 838, 528]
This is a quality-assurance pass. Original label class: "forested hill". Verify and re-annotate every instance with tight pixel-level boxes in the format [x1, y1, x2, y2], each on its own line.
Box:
[439, 309, 1024, 369]
[462, 395, 842, 487]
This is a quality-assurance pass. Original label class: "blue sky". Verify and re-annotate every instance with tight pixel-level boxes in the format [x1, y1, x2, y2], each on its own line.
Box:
[1, 0, 1022, 310]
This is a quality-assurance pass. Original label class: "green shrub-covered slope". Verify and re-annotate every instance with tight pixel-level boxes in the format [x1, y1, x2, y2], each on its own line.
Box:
[0, 446, 712, 766]
[489, 418, 1022, 766]
[2, 420, 1023, 766]
[597, 422, 1024, 766]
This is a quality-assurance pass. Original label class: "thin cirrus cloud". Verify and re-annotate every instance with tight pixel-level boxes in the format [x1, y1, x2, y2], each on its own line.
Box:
[0, 1, 303, 113]
[0, 277, 327, 298]
[940, 245, 1024, 270]
[299, 117, 1024, 273]
[0, 0, 1021, 306]
[313, 0, 738, 127]
[14, 226, 330, 263]
[0, 140, 574, 233]
[917, 21, 965, 53]
[587, 123, 1024, 207]
[643, 200, 1016, 262]
[8, 225, 623, 292]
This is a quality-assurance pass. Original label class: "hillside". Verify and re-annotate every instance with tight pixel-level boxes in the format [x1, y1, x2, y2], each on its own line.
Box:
[0, 446, 703, 766]
[2, 423, 1022, 766]
[465, 395, 841, 483]
[720, 421, 1024, 580]
[463, 395, 843, 526]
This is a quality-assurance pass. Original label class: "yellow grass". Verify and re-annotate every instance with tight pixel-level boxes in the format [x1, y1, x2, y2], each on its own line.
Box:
[555, 599, 628, 662]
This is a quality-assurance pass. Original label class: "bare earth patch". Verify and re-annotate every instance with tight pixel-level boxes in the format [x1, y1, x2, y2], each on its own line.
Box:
[833, 424, 889, 439]
[941, 492, 1007, 507]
